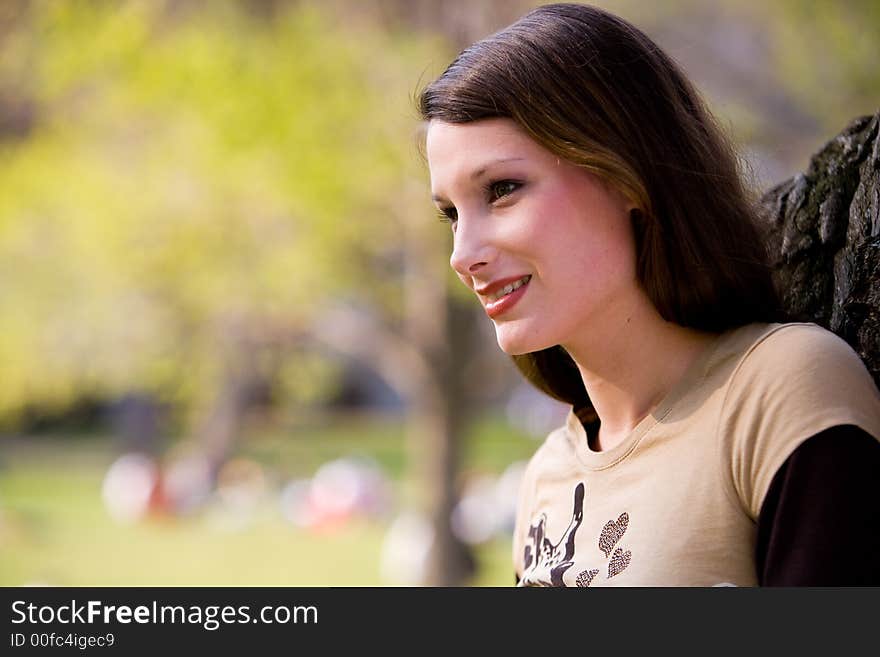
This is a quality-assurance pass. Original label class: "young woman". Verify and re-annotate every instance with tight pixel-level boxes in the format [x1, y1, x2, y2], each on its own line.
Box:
[418, 3, 880, 586]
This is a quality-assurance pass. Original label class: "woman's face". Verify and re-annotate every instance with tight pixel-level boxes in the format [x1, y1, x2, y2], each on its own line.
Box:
[426, 118, 640, 355]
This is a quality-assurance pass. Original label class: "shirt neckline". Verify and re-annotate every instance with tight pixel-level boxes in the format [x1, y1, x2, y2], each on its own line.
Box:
[566, 328, 731, 471]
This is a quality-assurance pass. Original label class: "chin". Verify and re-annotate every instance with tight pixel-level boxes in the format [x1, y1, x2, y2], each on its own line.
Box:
[493, 324, 553, 356]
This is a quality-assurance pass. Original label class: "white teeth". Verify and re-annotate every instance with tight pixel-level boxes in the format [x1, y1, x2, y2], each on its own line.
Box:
[487, 275, 531, 302]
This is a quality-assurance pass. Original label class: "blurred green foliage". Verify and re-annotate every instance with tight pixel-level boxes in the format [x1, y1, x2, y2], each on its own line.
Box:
[767, 0, 880, 131]
[0, 1, 445, 425]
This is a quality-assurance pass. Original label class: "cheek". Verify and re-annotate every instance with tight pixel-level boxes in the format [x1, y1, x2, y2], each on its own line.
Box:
[505, 195, 570, 255]
[540, 210, 636, 291]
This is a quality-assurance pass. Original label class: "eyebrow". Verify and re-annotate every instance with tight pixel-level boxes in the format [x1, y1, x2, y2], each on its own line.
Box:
[470, 156, 526, 181]
[431, 157, 526, 203]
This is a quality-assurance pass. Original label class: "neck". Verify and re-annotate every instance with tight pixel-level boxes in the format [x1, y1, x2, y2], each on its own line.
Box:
[562, 292, 716, 451]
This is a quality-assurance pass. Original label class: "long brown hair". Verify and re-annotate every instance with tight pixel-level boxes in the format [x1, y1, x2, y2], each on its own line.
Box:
[418, 3, 782, 418]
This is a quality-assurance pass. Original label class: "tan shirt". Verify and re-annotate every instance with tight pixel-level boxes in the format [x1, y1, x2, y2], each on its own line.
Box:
[512, 322, 880, 587]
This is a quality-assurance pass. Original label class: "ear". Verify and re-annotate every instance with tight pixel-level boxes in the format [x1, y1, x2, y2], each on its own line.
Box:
[595, 174, 639, 216]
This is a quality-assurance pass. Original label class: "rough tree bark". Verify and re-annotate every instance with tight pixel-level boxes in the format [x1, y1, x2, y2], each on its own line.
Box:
[760, 110, 880, 388]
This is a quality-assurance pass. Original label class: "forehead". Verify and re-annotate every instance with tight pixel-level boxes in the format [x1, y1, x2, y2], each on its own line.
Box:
[426, 118, 548, 178]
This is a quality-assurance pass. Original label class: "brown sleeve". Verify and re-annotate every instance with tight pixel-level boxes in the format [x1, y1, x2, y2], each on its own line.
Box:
[756, 424, 880, 586]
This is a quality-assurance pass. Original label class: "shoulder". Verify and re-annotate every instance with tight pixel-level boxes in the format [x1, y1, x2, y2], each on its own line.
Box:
[718, 322, 880, 518]
[517, 420, 577, 494]
[512, 419, 575, 577]
[724, 322, 879, 417]
[735, 322, 866, 374]
[513, 412, 582, 526]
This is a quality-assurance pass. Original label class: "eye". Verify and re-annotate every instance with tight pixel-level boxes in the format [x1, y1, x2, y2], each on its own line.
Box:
[436, 206, 458, 224]
[487, 180, 521, 203]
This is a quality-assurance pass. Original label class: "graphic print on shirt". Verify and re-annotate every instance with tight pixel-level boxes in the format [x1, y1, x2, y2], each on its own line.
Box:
[519, 483, 585, 586]
[519, 482, 632, 587]
[599, 513, 632, 579]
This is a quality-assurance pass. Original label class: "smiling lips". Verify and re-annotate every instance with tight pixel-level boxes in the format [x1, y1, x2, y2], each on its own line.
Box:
[478, 275, 531, 318]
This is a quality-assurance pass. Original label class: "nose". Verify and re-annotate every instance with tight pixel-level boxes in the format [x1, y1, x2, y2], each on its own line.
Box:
[449, 217, 496, 280]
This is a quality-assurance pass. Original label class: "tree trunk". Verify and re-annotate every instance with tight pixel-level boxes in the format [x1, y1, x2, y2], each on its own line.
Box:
[309, 215, 476, 585]
[759, 110, 880, 387]
[404, 212, 475, 587]
[192, 318, 269, 480]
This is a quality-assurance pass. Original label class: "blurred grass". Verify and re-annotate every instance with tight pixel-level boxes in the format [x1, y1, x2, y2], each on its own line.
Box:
[0, 411, 539, 586]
